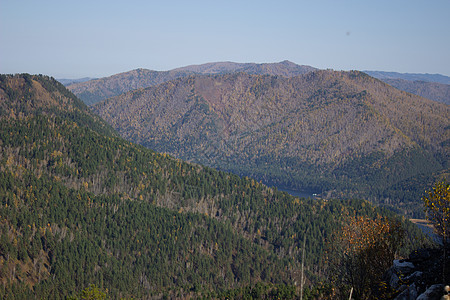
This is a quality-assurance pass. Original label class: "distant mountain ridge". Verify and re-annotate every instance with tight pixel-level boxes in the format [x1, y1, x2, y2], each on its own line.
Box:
[364, 71, 450, 104]
[93, 70, 449, 217]
[66, 61, 316, 105]
[68, 62, 450, 106]
[364, 70, 450, 85]
[380, 78, 450, 105]
[57, 77, 96, 86]
[173, 60, 317, 76]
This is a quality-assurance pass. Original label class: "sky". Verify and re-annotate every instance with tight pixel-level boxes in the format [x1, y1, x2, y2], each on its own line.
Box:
[1, 0, 449, 79]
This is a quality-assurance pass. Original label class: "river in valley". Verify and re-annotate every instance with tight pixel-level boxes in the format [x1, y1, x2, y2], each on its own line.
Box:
[277, 187, 319, 199]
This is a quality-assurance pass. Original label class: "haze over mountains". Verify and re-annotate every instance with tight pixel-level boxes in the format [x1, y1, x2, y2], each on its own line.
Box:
[92, 69, 449, 217]
[365, 71, 450, 105]
[65, 61, 450, 106]
[65, 61, 316, 105]
[57, 77, 97, 86]
[364, 70, 450, 85]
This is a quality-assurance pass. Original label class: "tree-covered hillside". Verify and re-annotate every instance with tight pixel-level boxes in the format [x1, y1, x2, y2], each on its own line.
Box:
[0, 74, 426, 298]
[364, 70, 450, 104]
[379, 78, 450, 105]
[93, 71, 449, 217]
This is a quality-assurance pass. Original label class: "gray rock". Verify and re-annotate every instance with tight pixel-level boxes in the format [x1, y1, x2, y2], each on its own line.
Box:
[394, 283, 418, 300]
[417, 284, 444, 300]
[393, 259, 415, 275]
[390, 272, 401, 290]
[404, 271, 423, 282]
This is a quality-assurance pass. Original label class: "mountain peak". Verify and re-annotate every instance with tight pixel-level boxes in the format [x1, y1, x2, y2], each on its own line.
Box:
[279, 60, 296, 65]
[0, 74, 81, 116]
[0, 73, 116, 136]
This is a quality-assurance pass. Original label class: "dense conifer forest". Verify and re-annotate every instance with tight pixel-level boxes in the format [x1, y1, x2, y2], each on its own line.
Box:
[0, 74, 428, 298]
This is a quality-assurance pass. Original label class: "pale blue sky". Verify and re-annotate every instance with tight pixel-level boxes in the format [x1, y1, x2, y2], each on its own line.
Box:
[1, 0, 449, 78]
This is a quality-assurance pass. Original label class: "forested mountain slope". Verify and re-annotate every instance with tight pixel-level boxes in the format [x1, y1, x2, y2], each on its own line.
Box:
[379, 78, 450, 105]
[66, 68, 195, 106]
[364, 70, 450, 104]
[66, 61, 316, 105]
[0, 74, 425, 298]
[0, 74, 288, 298]
[93, 70, 450, 217]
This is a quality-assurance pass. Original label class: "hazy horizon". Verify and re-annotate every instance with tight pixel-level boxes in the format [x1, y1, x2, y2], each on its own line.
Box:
[1, 0, 449, 78]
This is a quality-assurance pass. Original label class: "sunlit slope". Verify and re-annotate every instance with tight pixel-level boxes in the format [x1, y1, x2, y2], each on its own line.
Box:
[93, 70, 449, 216]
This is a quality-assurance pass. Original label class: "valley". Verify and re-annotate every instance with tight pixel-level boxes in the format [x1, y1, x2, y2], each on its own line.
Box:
[0, 68, 446, 299]
[3, 0, 449, 297]
[89, 69, 449, 218]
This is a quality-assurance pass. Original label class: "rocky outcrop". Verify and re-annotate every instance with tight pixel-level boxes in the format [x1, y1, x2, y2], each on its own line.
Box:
[384, 248, 449, 299]
[416, 285, 445, 300]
